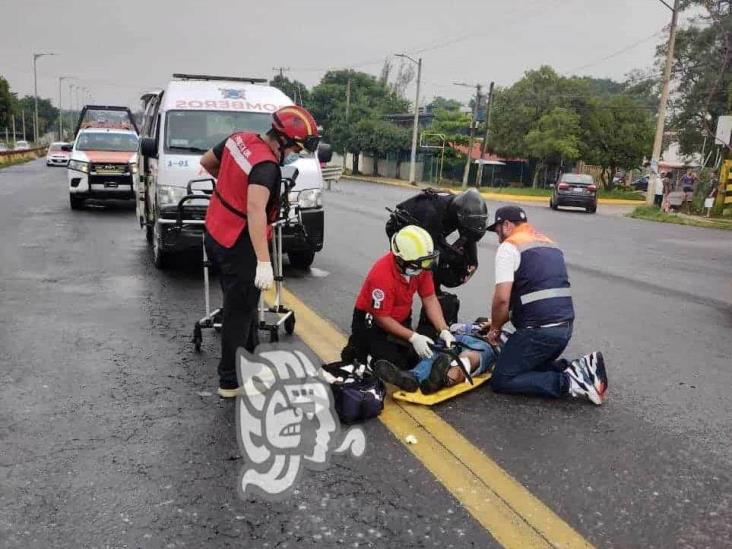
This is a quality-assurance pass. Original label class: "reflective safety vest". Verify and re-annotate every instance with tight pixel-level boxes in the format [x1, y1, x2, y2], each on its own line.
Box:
[506, 224, 575, 329]
[205, 132, 279, 248]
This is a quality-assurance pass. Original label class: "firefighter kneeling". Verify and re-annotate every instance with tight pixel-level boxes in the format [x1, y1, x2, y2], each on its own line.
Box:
[341, 225, 459, 391]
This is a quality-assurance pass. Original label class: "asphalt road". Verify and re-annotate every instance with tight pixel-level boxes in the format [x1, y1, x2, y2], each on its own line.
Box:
[286, 178, 732, 547]
[1, 162, 730, 548]
[0, 161, 497, 548]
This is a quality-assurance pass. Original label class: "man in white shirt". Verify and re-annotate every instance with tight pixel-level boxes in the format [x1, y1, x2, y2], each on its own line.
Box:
[484, 206, 608, 404]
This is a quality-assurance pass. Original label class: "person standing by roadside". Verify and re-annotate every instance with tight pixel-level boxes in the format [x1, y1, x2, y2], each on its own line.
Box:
[661, 172, 673, 212]
[653, 171, 665, 208]
[483, 206, 608, 405]
[681, 169, 694, 193]
[200, 106, 320, 398]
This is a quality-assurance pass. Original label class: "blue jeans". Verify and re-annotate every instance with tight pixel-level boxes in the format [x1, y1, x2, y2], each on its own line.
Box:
[491, 323, 573, 398]
[411, 335, 496, 382]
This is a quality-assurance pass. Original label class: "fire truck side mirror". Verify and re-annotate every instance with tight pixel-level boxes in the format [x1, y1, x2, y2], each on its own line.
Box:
[140, 137, 157, 158]
[317, 143, 333, 164]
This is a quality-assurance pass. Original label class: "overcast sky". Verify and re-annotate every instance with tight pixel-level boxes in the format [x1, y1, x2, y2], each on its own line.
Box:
[2, 0, 695, 112]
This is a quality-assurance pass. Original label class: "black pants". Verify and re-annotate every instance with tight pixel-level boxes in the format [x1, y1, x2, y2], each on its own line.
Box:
[205, 231, 260, 388]
[341, 309, 419, 370]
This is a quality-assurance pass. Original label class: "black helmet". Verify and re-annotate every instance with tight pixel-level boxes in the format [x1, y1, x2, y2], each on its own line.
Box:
[449, 189, 488, 242]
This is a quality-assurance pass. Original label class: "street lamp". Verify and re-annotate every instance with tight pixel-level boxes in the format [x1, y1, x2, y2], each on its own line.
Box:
[58, 76, 74, 141]
[33, 52, 56, 143]
[395, 53, 422, 185]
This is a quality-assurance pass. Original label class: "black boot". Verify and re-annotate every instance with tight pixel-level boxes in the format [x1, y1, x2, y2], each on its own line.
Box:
[419, 354, 452, 395]
[373, 360, 419, 392]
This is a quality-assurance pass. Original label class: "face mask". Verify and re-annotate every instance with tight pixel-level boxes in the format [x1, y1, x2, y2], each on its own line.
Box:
[404, 267, 422, 277]
[283, 152, 300, 166]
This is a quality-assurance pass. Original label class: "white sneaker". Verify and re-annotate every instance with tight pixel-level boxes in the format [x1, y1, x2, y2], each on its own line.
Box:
[565, 358, 603, 405]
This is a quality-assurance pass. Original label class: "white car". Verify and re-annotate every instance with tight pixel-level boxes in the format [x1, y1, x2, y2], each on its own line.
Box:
[15, 140, 30, 150]
[46, 142, 71, 166]
[137, 74, 328, 269]
[67, 128, 139, 210]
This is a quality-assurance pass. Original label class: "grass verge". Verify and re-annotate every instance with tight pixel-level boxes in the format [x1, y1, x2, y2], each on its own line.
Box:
[628, 205, 732, 230]
[0, 156, 40, 170]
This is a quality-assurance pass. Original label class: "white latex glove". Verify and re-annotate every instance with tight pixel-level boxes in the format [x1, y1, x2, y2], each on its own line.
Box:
[254, 261, 274, 290]
[409, 332, 434, 359]
[439, 329, 456, 348]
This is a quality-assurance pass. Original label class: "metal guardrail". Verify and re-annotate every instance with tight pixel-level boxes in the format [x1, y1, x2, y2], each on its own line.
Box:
[0, 146, 48, 165]
[321, 165, 343, 190]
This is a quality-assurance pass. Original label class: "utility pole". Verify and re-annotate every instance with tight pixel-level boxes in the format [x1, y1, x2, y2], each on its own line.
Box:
[33, 52, 55, 143]
[345, 77, 351, 119]
[69, 83, 75, 115]
[647, 0, 680, 205]
[475, 81, 495, 187]
[272, 66, 290, 79]
[343, 77, 352, 171]
[11, 115, 16, 147]
[22, 110, 26, 141]
[396, 54, 422, 185]
[58, 76, 74, 140]
[456, 82, 482, 187]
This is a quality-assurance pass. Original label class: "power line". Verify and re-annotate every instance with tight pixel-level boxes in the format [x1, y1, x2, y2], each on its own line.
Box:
[289, 0, 557, 76]
[565, 28, 667, 74]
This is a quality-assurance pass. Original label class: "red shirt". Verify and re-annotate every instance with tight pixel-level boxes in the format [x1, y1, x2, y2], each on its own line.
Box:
[205, 132, 278, 248]
[355, 253, 435, 323]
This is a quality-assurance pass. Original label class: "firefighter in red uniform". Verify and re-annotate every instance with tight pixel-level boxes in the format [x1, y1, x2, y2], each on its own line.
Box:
[341, 225, 455, 383]
[200, 105, 320, 398]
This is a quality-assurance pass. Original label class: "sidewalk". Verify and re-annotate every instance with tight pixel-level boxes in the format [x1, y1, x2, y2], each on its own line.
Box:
[344, 174, 643, 206]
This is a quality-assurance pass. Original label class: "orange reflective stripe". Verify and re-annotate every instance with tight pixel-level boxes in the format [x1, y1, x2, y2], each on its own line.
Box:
[505, 223, 554, 246]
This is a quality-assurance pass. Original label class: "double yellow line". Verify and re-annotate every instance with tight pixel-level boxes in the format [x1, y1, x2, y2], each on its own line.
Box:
[266, 287, 593, 549]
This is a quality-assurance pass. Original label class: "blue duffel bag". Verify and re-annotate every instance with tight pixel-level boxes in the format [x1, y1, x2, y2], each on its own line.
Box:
[322, 362, 386, 424]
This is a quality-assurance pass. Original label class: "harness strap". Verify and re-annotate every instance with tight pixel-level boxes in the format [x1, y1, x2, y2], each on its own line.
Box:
[214, 189, 247, 220]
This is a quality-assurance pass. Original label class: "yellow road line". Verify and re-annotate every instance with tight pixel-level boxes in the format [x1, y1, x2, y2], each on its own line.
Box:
[265, 286, 593, 549]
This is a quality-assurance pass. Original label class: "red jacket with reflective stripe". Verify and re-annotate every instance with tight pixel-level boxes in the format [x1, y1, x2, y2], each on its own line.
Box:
[205, 132, 279, 248]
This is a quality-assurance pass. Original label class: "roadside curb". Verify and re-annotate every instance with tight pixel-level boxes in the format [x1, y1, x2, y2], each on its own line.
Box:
[343, 174, 642, 206]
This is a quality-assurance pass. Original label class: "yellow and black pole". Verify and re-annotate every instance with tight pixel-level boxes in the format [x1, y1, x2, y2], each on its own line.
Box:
[716, 159, 732, 213]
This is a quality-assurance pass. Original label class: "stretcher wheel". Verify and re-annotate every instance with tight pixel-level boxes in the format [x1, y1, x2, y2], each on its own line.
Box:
[193, 324, 202, 353]
[285, 312, 296, 335]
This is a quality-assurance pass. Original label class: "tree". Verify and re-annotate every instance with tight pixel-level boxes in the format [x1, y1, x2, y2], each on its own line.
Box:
[580, 96, 655, 189]
[391, 60, 416, 99]
[0, 76, 16, 135]
[666, 1, 732, 155]
[350, 117, 410, 174]
[308, 69, 410, 172]
[524, 107, 581, 187]
[16, 95, 58, 139]
[490, 66, 573, 160]
[426, 96, 462, 112]
[269, 74, 310, 106]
